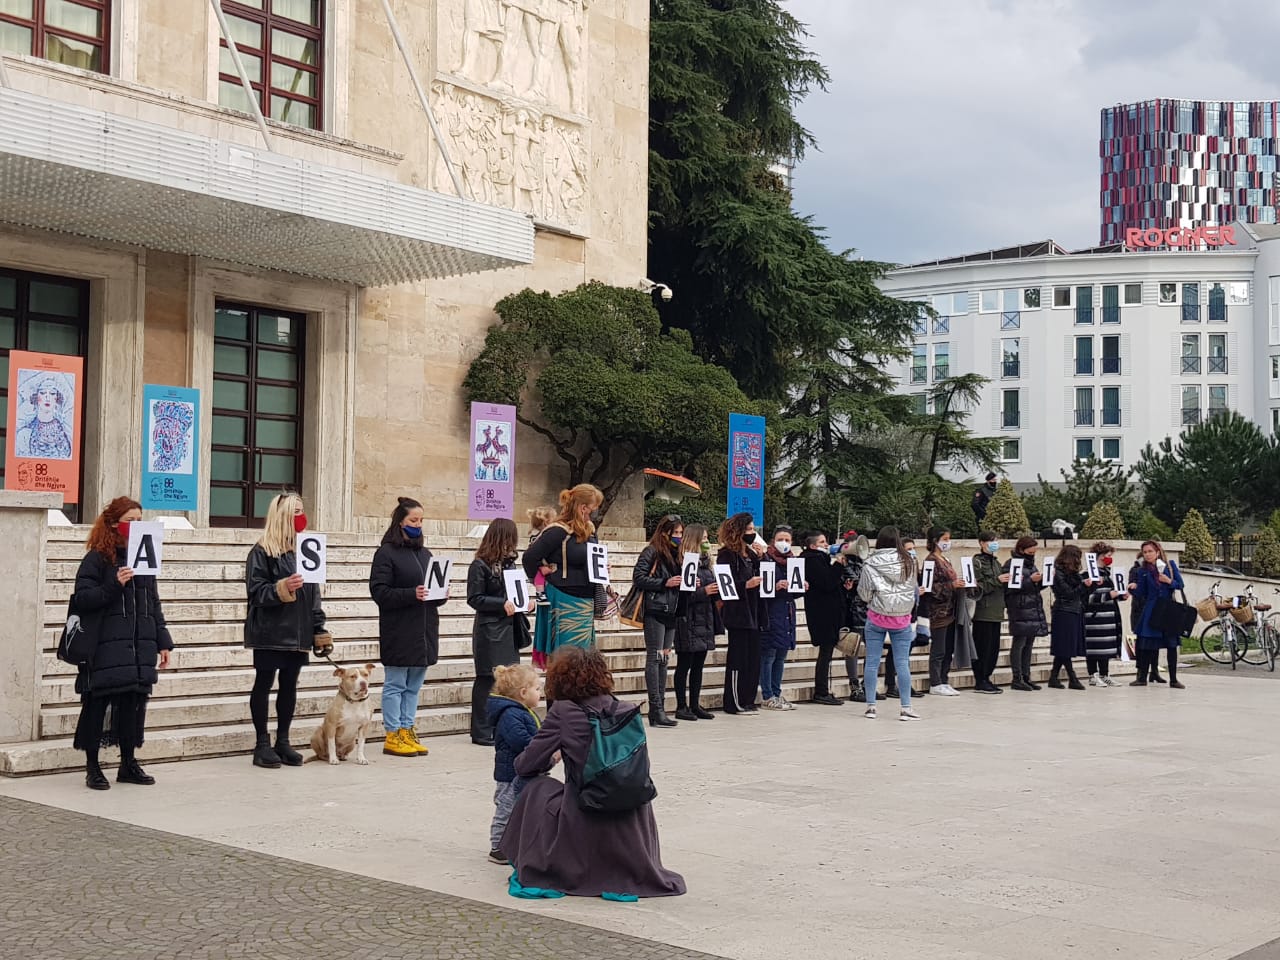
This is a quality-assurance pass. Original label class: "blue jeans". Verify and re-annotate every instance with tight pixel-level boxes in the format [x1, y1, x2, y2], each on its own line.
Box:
[382, 665, 428, 731]
[862, 621, 914, 708]
[760, 647, 788, 700]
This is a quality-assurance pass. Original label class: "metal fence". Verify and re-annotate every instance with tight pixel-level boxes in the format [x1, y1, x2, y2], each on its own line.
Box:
[1211, 536, 1261, 575]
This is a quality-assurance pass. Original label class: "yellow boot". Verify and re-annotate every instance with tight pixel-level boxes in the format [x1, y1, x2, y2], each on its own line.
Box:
[403, 728, 430, 755]
[382, 729, 418, 757]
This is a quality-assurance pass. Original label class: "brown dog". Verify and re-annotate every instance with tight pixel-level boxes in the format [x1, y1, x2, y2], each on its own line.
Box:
[309, 663, 375, 765]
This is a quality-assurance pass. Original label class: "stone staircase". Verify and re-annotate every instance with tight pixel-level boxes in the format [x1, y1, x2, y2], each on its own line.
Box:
[0, 528, 1136, 774]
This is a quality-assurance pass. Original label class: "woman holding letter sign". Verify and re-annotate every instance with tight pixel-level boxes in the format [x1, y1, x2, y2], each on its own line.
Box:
[923, 528, 966, 696]
[717, 512, 767, 715]
[467, 518, 532, 746]
[245, 492, 332, 769]
[673, 524, 720, 721]
[1003, 536, 1046, 691]
[1047, 545, 1096, 690]
[523, 484, 604, 666]
[73, 497, 173, 791]
[632, 514, 685, 728]
[1083, 542, 1126, 686]
[1128, 540, 1187, 689]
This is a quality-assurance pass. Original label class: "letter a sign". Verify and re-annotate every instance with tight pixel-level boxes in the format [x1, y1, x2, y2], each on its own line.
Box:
[127, 522, 165, 575]
[297, 532, 327, 584]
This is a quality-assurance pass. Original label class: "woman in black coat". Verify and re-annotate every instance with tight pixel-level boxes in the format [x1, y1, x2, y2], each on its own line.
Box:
[672, 523, 720, 721]
[1003, 535, 1047, 691]
[467, 517, 532, 746]
[632, 514, 684, 727]
[245, 491, 331, 769]
[801, 532, 846, 706]
[716, 512, 766, 715]
[73, 497, 173, 791]
[369, 497, 448, 758]
[1047, 545, 1097, 690]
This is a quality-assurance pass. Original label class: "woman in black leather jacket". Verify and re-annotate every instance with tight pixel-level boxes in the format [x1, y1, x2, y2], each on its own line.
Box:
[244, 492, 330, 769]
[1047, 544, 1097, 690]
[467, 518, 531, 745]
[73, 497, 173, 791]
[633, 515, 684, 728]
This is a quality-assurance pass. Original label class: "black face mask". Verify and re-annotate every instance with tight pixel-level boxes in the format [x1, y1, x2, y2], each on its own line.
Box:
[589, 510, 602, 525]
[742, 532, 757, 545]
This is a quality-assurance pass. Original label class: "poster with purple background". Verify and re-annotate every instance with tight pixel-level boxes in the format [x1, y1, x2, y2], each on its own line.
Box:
[468, 402, 516, 519]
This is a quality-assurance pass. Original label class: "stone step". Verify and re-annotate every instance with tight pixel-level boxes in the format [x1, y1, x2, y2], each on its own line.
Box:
[43, 529, 652, 552]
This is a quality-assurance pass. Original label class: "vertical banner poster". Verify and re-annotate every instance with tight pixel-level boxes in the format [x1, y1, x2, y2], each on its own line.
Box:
[141, 384, 200, 511]
[727, 413, 766, 527]
[468, 402, 516, 520]
[5, 351, 83, 504]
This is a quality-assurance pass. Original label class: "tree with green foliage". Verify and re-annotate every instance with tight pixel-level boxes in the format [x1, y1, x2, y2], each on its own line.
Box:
[1136, 413, 1278, 537]
[1176, 508, 1216, 567]
[1081, 501, 1126, 541]
[1131, 509, 1175, 543]
[981, 479, 1031, 538]
[1253, 526, 1280, 579]
[463, 282, 750, 520]
[1020, 456, 1143, 537]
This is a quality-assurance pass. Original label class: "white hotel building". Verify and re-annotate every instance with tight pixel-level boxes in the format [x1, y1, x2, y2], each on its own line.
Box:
[878, 223, 1280, 485]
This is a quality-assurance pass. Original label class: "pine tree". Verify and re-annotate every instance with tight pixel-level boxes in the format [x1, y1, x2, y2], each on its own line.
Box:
[1176, 508, 1215, 567]
[1080, 501, 1126, 541]
[1253, 526, 1280, 579]
[981, 478, 1031, 538]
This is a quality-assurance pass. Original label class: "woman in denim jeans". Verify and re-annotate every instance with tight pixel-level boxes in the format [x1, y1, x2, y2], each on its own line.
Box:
[857, 526, 922, 721]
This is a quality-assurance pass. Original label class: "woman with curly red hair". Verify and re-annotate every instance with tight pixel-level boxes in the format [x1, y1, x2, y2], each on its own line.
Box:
[497, 646, 685, 898]
[73, 496, 173, 790]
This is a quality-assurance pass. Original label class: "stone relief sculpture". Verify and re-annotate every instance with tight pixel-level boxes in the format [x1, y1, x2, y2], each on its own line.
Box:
[432, 82, 588, 232]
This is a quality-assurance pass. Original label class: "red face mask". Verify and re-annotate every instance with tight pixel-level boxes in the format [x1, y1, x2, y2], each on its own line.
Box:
[116, 521, 131, 540]
[1101, 556, 1113, 567]
[293, 513, 307, 534]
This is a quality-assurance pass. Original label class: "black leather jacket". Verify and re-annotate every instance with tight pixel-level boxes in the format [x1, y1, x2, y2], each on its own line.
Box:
[244, 544, 327, 653]
[633, 544, 681, 621]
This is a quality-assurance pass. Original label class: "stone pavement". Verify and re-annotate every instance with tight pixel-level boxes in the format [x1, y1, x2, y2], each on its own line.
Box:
[0, 795, 723, 960]
[3, 671, 1280, 960]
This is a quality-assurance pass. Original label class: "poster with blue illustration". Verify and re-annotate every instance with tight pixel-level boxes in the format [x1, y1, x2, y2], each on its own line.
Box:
[727, 413, 765, 527]
[141, 384, 200, 511]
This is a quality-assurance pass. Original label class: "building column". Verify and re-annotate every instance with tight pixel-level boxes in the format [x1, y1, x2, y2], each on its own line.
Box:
[0, 491, 59, 744]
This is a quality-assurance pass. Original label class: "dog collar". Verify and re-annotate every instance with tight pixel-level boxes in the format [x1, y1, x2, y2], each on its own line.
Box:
[340, 690, 370, 703]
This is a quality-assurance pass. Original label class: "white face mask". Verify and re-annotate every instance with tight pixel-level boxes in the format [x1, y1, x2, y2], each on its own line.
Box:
[938, 541, 952, 553]
[774, 540, 791, 553]
[907, 548, 917, 559]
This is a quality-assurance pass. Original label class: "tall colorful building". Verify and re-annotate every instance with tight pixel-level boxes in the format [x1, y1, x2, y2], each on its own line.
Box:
[1100, 99, 1280, 244]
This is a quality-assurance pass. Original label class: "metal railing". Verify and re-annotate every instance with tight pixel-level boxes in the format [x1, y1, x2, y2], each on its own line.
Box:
[1002, 410, 1021, 428]
[1075, 358, 1094, 375]
[1000, 311, 1020, 330]
[1001, 359, 1020, 377]
[932, 317, 950, 334]
[1208, 356, 1228, 373]
[1181, 356, 1201, 373]
[933, 364, 950, 381]
[911, 366, 927, 383]
[1101, 408, 1122, 427]
[1101, 356, 1121, 374]
[1074, 408, 1095, 426]
[1182, 303, 1202, 322]
[1075, 306, 1096, 325]
[1101, 305, 1121, 324]
[1182, 407, 1202, 425]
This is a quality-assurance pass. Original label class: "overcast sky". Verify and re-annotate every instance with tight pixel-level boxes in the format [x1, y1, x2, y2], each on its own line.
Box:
[785, 0, 1280, 266]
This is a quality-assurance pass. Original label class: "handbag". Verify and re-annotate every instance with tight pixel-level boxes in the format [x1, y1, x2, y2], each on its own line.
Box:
[835, 627, 862, 658]
[55, 593, 94, 665]
[594, 585, 618, 621]
[514, 611, 533, 650]
[1150, 588, 1197, 639]
[618, 557, 660, 629]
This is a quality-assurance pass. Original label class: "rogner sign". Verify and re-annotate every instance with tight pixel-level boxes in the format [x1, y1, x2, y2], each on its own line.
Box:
[1125, 226, 1237, 249]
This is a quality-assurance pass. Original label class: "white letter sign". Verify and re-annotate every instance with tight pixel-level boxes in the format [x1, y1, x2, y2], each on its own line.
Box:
[1085, 552, 1101, 581]
[127, 522, 165, 576]
[1042, 558, 1055, 586]
[786, 557, 806, 593]
[680, 552, 700, 592]
[423, 556, 452, 600]
[1112, 570, 1128, 596]
[920, 559, 936, 592]
[961, 556, 976, 587]
[503, 568, 530, 608]
[296, 532, 326, 584]
[1008, 558, 1025, 589]
[587, 543, 610, 585]
[759, 563, 777, 598]
[714, 563, 739, 601]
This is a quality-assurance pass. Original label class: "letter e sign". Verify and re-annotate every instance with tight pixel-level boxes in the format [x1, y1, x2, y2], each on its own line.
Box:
[297, 532, 327, 584]
[127, 522, 165, 576]
[587, 542, 610, 585]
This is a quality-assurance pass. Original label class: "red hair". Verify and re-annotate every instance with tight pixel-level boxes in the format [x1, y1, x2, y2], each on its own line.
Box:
[545, 646, 613, 702]
[86, 496, 141, 560]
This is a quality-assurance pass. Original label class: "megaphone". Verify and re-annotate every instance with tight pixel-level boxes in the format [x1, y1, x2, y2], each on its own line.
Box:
[841, 534, 871, 560]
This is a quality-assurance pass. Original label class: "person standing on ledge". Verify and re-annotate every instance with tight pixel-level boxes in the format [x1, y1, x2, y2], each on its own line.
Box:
[972, 472, 998, 526]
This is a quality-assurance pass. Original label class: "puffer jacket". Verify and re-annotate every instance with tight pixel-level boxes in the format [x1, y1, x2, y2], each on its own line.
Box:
[244, 545, 328, 652]
[74, 548, 174, 696]
[487, 695, 540, 783]
[760, 550, 797, 652]
[1003, 551, 1048, 638]
[858, 547, 917, 617]
[633, 544, 681, 622]
[370, 540, 447, 667]
[675, 558, 720, 653]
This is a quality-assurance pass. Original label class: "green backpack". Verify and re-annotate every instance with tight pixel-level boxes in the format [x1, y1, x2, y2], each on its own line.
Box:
[574, 701, 658, 814]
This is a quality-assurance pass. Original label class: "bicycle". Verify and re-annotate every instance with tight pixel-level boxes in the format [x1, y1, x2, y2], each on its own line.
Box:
[1199, 582, 1250, 669]
[1237, 586, 1279, 671]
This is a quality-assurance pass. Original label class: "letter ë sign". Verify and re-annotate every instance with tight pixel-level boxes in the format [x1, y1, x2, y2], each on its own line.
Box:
[1124, 225, 1237, 250]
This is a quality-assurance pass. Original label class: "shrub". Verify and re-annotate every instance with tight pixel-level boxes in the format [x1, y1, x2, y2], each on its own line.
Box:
[1176, 508, 1215, 567]
[982, 478, 1031, 538]
[1253, 527, 1280, 579]
[1080, 501, 1126, 540]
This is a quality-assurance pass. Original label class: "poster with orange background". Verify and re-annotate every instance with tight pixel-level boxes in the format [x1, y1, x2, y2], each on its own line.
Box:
[5, 350, 83, 505]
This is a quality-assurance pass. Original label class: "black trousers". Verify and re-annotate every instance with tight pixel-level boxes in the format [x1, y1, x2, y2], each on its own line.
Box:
[1136, 648, 1177, 682]
[249, 649, 306, 739]
[1050, 655, 1079, 681]
[929, 623, 956, 686]
[972, 621, 1001, 685]
[1086, 655, 1112, 677]
[814, 642, 836, 696]
[723, 628, 762, 713]
[674, 650, 707, 709]
[471, 674, 496, 740]
[74, 692, 147, 757]
[1009, 635, 1034, 681]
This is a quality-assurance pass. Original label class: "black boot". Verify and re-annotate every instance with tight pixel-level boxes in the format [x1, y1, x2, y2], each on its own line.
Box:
[85, 759, 110, 791]
[674, 707, 697, 721]
[692, 704, 715, 720]
[253, 734, 282, 768]
[273, 737, 304, 766]
[117, 758, 156, 785]
[648, 708, 678, 728]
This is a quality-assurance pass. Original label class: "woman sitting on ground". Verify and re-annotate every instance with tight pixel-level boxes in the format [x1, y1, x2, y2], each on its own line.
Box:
[498, 646, 686, 898]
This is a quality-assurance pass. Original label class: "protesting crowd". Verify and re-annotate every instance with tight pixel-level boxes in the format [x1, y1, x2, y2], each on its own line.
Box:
[64, 481, 1190, 900]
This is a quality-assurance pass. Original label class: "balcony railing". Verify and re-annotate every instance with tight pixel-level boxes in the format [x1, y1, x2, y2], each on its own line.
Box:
[1182, 303, 1202, 322]
[1075, 358, 1094, 375]
[1102, 408, 1122, 427]
[1002, 359, 1020, 377]
[1101, 356, 1121, 375]
[932, 317, 950, 334]
[1181, 356, 1201, 373]
[1208, 356, 1228, 373]
[1182, 408, 1202, 425]
[911, 366, 927, 383]
[1075, 408, 1095, 426]
[1000, 311, 1021, 330]
[1002, 410, 1021, 428]
[1209, 406, 1230, 421]
[933, 364, 950, 381]
[1101, 305, 1121, 324]
[1208, 303, 1227, 323]
[1075, 306, 1095, 325]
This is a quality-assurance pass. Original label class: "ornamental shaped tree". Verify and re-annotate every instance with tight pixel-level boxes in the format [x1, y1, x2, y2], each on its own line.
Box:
[1176, 508, 1215, 567]
[463, 282, 752, 521]
[1253, 527, 1280, 579]
[981, 478, 1031, 538]
[1081, 501, 1126, 541]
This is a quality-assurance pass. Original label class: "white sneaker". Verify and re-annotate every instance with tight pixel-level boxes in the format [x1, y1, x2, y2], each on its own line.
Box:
[1102, 676, 1120, 687]
[935, 684, 960, 697]
[780, 697, 797, 711]
[864, 706, 877, 719]
[899, 707, 922, 721]
[1089, 674, 1106, 687]
[763, 696, 784, 710]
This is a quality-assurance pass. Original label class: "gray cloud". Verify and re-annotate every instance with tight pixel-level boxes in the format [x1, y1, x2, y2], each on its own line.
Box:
[785, 0, 1280, 265]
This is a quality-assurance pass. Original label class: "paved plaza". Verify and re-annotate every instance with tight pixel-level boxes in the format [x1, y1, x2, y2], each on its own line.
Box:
[2, 668, 1280, 960]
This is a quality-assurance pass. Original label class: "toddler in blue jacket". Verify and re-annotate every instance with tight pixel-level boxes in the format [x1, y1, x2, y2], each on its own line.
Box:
[485, 663, 543, 864]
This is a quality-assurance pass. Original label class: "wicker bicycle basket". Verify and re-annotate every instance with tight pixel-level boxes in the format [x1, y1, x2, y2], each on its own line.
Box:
[1196, 597, 1226, 622]
[1230, 603, 1256, 626]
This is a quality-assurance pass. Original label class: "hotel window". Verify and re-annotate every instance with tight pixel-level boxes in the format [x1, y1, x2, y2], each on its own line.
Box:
[1100, 335, 1120, 374]
[1208, 385, 1228, 419]
[1075, 285, 1094, 324]
[1182, 282, 1201, 322]
[909, 393, 927, 416]
[932, 314, 949, 335]
[1208, 334, 1227, 374]
[1074, 387, 1094, 427]
[1001, 338, 1020, 378]
[1074, 335, 1093, 375]
[218, 0, 323, 131]
[1102, 438, 1121, 462]
[1123, 283, 1143, 305]
[1159, 282, 1179, 306]
[1075, 438, 1095, 459]
[0, 0, 109, 72]
[1001, 389, 1020, 429]
[1181, 385, 1201, 425]
[910, 344, 927, 384]
[932, 342, 949, 381]
[1022, 287, 1041, 309]
[1101, 284, 1121, 324]
[1271, 357, 1280, 399]
[1000, 439, 1021, 462]
[1229, 282, 1249, 304]
[1101, 386, 1120, 426]
[1181, 334, 1200, 373]
[1208, 283, 1227, 323]
[1270, 278, 1280, 344]
[1272, 408, 1280, 435]
[912, 308, 927, 337]
[1053, 286, 1073, 308]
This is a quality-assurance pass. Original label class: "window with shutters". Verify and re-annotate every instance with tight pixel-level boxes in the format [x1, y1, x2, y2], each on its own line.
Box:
[1001, 389, 1019, 429]
[1182, 385, 1201, 425]
[1101, 386, 1121, 427]
[1208, 334, 1227, 373]
[1000, 439, 1020, 462]
[1001, 338, 1019, 378]
[1074, 336, 1093, 375]
[1102, 438, 1121, 462]
[1181, 334, 1200, 373]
